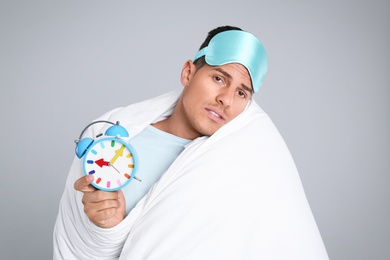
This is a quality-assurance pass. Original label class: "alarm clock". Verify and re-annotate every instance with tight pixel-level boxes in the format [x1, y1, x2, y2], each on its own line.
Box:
[74, 120, 139, 191]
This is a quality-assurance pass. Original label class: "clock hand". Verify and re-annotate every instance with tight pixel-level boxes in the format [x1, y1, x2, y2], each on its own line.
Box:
[108, 162, 120, 173]
[108, 162, 142, 182]
[95, 159, 121, 174]
[110, 145, 126, 164]
[95, 158, 110, 168]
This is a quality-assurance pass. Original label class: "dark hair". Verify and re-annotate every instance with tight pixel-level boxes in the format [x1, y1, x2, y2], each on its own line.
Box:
[193, 25, 243, 69]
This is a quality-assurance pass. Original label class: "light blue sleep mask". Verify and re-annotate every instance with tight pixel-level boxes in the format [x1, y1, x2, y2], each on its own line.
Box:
[193, 30, 268, 93]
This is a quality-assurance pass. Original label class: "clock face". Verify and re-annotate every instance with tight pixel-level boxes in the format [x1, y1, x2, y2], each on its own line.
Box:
[83, 137, 138, 191]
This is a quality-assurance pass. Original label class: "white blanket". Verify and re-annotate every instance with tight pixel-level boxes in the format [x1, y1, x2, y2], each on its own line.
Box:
[53, 90, 328, 259]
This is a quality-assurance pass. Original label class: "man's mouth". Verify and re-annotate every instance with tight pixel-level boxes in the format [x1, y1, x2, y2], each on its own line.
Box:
[206, 108, 225, 121]
[210, 110, 222, 118]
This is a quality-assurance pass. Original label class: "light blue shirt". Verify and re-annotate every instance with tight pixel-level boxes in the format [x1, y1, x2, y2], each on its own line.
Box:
[122, 125, 191, 214]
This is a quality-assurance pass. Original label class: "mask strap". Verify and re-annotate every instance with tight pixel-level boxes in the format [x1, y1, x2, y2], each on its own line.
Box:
[193, 47, 207, 61]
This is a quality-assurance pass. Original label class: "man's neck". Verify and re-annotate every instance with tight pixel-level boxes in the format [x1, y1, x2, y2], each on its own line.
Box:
[152, 116, 200, 140]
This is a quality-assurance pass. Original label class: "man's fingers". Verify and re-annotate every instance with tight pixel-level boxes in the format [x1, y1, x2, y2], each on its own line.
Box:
[74, 175, 96, 193]
[73, 175, 125, 228]
[82, 190, 119, 204]
[83, 197, 120, 213]
[87, 207, 118, 227]
[81, 191, 122, 227]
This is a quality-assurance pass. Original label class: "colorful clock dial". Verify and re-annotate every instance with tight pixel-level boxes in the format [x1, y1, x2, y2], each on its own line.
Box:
[83, 137, 138, 191]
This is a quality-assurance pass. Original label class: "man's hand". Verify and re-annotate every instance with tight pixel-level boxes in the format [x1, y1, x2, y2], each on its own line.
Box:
[74, 175, 126, 228]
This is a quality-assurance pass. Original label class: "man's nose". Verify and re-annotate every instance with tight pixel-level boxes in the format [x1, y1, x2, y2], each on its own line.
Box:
[216, 88, 234, 107]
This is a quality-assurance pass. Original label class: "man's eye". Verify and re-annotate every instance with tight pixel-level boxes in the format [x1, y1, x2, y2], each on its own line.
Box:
[238, 90, 246, 98]
[214, 76, 223, 82]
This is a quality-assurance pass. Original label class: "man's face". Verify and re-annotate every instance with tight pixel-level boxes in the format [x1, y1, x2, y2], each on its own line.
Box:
[177, 61, 253, 139]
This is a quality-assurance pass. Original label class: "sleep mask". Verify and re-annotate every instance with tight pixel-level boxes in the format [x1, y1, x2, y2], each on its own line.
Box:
[193, 30, 268, 93]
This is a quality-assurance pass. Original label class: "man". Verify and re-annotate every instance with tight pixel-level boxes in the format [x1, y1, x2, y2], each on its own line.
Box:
[54, 26, 328, 259]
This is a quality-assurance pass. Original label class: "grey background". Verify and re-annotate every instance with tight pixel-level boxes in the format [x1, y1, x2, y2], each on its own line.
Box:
[0, 0, 389, 259]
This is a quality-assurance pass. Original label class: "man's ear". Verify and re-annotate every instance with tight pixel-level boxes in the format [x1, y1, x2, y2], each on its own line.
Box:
[180, 60, 196, 87]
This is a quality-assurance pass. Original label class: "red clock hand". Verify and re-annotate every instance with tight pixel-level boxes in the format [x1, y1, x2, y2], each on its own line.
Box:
[95, 158, 110, 168]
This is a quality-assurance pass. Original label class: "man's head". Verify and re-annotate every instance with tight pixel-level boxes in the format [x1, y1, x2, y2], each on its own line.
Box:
[193, 26, 268, 93]
[159, 26, 268, 140]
